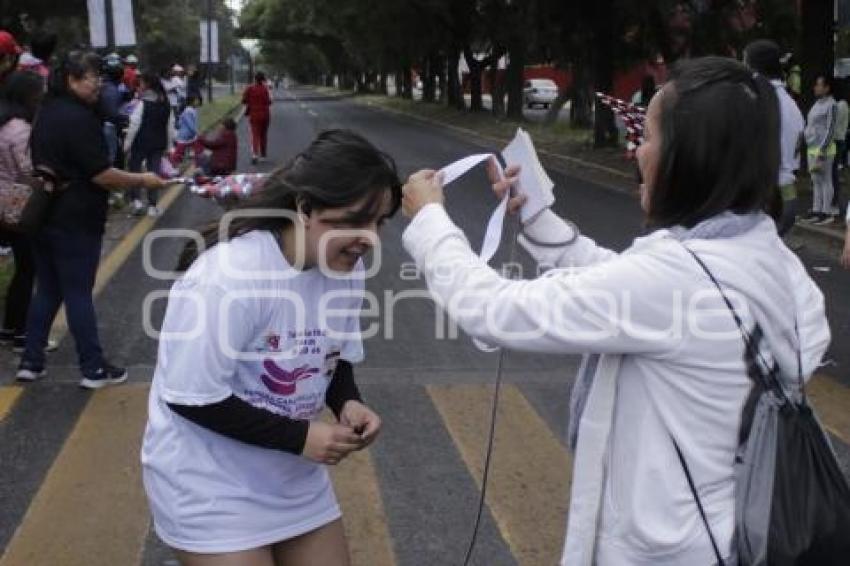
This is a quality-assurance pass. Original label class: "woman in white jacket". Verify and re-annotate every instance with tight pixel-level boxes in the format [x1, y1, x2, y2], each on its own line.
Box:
[401, 57, 830, 564]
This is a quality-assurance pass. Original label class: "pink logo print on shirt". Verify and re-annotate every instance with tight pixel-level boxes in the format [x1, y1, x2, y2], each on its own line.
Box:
[260, 359, 320, 396]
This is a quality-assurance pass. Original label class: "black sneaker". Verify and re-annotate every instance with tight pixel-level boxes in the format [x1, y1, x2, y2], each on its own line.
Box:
[16, 360, 46, 382]
[800, 211, 822, 223]
[79, 363, 128, 390]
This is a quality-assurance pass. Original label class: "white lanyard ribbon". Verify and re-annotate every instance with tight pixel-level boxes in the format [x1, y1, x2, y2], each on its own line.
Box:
[439, 153, 509, 264]
[435, 130, 556, 352]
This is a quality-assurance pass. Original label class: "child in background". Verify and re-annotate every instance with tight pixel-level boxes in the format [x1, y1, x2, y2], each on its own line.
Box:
[200, 117, 238, 176]
[170, 95, 202, 167]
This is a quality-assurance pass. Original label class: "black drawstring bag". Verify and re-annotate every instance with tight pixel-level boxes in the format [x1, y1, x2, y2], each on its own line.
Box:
[680, 248, 850, 566]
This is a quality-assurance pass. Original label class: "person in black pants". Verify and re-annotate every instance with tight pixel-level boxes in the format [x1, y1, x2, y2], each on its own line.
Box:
[16, 51, 166, 389]
[124, 71, 173, 217]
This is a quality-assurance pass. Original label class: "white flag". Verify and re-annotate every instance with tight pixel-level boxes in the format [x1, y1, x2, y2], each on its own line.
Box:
[88, 0, 136, 47]
[87, 0, 107, 48]
[200, 20, 220, 63]
[112, 0, 137, 47]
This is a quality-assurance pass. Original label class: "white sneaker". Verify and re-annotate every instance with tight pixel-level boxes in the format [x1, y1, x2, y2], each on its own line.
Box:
[130, 199, 145, 216]
[812, 214, 836, 226]
[16, 363, 46, 382]
[147, 205, 160, 217]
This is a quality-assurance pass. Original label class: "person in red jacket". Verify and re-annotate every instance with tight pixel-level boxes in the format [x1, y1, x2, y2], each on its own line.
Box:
[242, 71, 272, 164]
[200, 117, 238, 175]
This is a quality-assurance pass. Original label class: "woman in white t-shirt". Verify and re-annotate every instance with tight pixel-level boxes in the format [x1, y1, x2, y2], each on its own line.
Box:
[141, 129, 401, 565]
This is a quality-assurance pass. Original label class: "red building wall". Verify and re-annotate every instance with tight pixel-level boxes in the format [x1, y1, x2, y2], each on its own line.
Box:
[470, 60, 668, 100]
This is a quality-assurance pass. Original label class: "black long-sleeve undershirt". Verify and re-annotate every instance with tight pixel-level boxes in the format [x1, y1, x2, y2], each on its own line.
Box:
[168, 361, 363, 455]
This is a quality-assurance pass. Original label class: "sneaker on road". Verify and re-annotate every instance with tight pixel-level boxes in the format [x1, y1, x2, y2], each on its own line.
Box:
[130, 199, 145, 216]
[16, 361, 46, 382]
[79, 363, 128, 390]
[812, 214, 836, 226]
[12, 336, 58, 354]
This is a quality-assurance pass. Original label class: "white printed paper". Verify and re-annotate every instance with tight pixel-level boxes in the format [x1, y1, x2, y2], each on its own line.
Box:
[501, 128, 554, 223]
[436, 131, 555, 351]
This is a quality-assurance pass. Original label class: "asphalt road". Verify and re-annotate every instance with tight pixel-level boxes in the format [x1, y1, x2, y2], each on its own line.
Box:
[0, 86, 849, 566]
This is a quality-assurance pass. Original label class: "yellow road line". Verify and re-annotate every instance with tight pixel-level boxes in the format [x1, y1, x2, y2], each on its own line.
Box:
[323, 413, 395, 566]
[329, 449, 396, 566]
[428, 384, 571, 566]
[49, 184, 184, 341]
[0, 386, 23, 422]
[807, 374, 850, 445]
[0, 385, 151, 566]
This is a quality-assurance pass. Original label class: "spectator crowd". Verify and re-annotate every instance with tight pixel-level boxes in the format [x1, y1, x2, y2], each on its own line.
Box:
[0, 29, 238, 389]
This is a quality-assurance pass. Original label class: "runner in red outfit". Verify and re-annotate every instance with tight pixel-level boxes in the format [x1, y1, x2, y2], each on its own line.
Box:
[242, 72, 272, 164]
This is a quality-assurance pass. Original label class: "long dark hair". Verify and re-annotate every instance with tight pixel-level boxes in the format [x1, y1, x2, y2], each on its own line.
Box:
[178, 129, 402, 271]
[0, 70, 44, 127]
[647, 57, 779, 229]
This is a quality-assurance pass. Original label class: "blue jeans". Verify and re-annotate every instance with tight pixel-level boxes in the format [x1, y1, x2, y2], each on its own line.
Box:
[23, 227, 104, 376]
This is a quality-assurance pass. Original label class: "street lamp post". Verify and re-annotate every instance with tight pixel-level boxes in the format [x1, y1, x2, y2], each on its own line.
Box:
[105, 0, 115, 50]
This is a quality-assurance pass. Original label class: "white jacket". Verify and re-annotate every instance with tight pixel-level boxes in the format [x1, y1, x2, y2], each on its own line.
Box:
[403, 204, 829, 565]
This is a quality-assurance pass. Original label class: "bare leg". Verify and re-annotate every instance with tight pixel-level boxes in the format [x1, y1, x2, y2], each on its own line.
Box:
[271, 519, 351, 566]
[174, 546, 275, 566]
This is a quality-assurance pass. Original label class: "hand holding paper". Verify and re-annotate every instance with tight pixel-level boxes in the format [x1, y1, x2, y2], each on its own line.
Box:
[401, 169, 444, 218]
[402, 128, 555, 352]
[500, 128, 555, 223]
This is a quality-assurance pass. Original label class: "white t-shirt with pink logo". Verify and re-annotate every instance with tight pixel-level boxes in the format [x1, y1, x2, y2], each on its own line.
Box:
[141, 230, 365, 553]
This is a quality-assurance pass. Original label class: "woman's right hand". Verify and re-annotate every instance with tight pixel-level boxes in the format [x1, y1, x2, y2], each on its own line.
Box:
[487, 160, 526, 215]
[302, 421, 363, 465]
[140, 172, 167, 190]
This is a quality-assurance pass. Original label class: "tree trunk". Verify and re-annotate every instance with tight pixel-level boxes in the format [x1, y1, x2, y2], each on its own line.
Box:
[463, 47, 487, 112]
[447, 49, 465, 110]
[544, 90, 570, 125]
[505, 43, 526, 121]
[570, 61, 593, 128]
[801, 0, 834, 112]
[395, 69, 404, 97]
[402, 66, 413, 99]
[378, 72, 388, 95]
[437, 55, 447, 104]
[489, 60, 504, 117]
[423, 55, 437, 103]
[593, 0, 617, 147]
